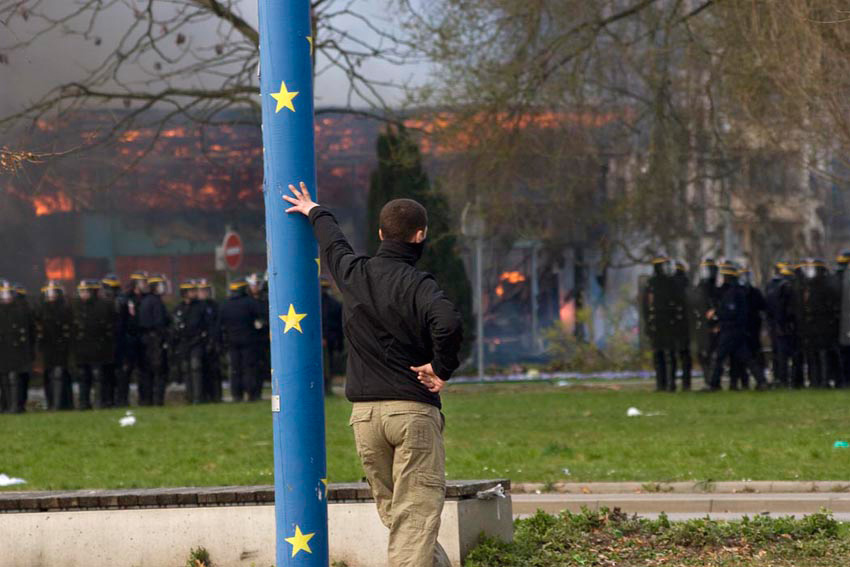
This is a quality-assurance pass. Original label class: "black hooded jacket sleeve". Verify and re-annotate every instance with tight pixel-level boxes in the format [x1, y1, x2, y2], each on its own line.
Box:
[308, 206, 463, 408]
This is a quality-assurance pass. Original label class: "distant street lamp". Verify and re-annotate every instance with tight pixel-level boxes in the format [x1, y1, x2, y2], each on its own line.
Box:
[461, 201, 486, 380]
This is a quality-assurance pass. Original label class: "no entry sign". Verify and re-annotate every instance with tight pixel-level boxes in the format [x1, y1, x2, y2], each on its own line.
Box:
[222, 231, 243, 271]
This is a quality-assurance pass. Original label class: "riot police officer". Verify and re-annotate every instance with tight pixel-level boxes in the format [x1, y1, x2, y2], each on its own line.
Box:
[13, 283, 35, 408]
[706, 266, 768, 391]
[670, 260, 692, 391]
[37, 281, 74, 409]
[138, 273, 170, 406]
[798, 259, 838, 387]
[692, 258, 719, 383]
[99, 274, 122, 407]
[220, 278, 264, 402]
[836, 252, 850, 387]
[641, 256, 677, 391]
[0, 279, 34, 412]
[733, 265, 766, 390]
[197, 278, 222, 402]
[117, 271, 149, 406]
[246, 272, 269, 400]
[765, 263, 796, 388]
[172, 279, 210, 404]
[72, 279, 116, 410]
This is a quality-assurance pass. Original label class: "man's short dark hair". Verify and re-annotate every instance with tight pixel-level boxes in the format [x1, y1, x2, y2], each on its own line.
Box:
[379, 199, 428, 242]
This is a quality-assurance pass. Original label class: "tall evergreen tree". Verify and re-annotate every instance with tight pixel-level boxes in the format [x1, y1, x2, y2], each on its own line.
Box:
[367, 126, 474, 359]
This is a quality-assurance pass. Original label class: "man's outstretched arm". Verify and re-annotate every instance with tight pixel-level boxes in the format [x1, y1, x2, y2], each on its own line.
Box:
[283, 182, 355, 286]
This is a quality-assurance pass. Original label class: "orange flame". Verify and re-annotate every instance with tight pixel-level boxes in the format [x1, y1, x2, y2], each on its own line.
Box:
[499, 271, 526, 284]
[33, 193, 73, 216]
[45, 257, 75, 281]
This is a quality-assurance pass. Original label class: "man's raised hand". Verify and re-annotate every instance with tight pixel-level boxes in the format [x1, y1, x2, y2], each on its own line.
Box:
[283, 181, 319, 216]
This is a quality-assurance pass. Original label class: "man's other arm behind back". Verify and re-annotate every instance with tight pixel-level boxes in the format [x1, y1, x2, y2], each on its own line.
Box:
[412, 278, 463, 392]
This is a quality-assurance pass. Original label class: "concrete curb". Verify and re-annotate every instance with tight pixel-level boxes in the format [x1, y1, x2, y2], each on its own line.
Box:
[512, 492, 850, 516]
[512, 481, 850, 494]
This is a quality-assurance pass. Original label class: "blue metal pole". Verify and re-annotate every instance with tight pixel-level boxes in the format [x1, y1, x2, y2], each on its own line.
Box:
[257, 1, 329, 565]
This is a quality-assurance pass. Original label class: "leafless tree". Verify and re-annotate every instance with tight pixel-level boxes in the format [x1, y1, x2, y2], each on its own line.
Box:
[0, 0, 413, 156]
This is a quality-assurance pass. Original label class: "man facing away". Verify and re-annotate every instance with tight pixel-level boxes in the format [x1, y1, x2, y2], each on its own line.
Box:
[284, 182, 464, 567]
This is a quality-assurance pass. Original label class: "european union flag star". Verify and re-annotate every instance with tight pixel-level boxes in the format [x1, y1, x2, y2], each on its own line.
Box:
[279, 303, 307, 334]
[285, 525, 315, 558]
[271, 81, 299, 113]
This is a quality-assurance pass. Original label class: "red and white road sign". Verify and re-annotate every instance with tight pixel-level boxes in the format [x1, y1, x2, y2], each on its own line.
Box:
[222, 231, 244, 271]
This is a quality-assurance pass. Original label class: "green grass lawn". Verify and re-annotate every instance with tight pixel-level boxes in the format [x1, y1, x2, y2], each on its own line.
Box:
[3, 385, 850, 490]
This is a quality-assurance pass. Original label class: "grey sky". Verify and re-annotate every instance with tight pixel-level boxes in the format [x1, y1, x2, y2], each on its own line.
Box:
[0, 0, 423, 116]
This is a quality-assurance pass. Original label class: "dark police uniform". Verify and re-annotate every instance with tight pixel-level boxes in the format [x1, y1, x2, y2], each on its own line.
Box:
[37, 291, 74, 409]
[641, 259, 677, 391]
[707, 278, 768, 391]
[138, 291, 170, 405]
[219, 285, 264, 402]
[0, 286, 35, 413]
[692, 262, 719, 382]
[173, 297, 210, 403]
[765, 269, 796, 388]
[670, 266, 692, 391]
[72, 289, 116, 410]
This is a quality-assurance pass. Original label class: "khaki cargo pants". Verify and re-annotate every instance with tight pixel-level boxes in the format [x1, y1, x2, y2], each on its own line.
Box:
[349, 400, 451, 567]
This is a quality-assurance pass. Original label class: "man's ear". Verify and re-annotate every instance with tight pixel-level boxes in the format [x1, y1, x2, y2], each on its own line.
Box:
[378, 228, 384, 241]
[413, 227, 427, 244]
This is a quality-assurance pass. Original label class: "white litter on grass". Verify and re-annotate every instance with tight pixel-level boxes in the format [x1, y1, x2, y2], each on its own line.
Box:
[0, 474, 26, 487]
[119, 411, 136, 427]
[562, 468, 571, 476]
[627, 407, 665, 417]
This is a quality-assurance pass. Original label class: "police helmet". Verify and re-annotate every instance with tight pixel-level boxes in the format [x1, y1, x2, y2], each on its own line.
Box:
[12, 283, 26, 297]
[41, 280, 64, 301]
[196, 277, 214, 300]
[699, 258, 717, 280]
[246, 272, 264, 294]
[0, 279, 14, 303]
[718, 260, 739, 281]
[179, 278, 197, 297]
[674, 260, 687, 274]
[651, 256, 671, 276]
[102, 273, 121, 290]
[838, 251, 850, 266]
[229, 277, 248, 296]
[148, 274, 169, 296]
[801, 258, 818, 279]
[77, 279, 101, 299]
[129, 270, 149, 293]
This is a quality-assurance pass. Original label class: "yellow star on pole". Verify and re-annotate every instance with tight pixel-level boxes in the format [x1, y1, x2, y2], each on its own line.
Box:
[306, 36, 314, 56]
[270, 81, 299, 113]
[315, 257, 321, 277]
[285, 525, 315, 558]
[321, 477, 328, 496]
[279, 303, 307, 334]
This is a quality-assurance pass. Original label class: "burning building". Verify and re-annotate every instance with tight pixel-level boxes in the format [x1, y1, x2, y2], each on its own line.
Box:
[1, 110, 384, 292]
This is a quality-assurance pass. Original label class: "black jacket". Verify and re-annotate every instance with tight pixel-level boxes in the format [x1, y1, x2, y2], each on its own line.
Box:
[309, 206, 463, 409]
[37, 299, 74, 367]
[72, 298, 115, 365]
[219, 293, 264, 348]
[138, 294, 170, 333]
[172, 299, 209, 350]
[0, 300, 35, 373]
